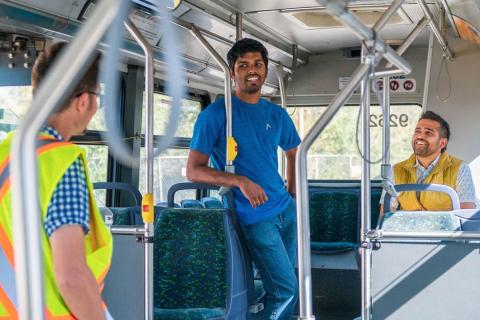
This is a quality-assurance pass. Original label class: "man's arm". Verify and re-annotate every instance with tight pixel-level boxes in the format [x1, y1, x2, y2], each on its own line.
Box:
[186, 150, 268, 208]
[285, 147, 297, 195]
[50, 225, 105, 320]
[457, 162, 477, 209]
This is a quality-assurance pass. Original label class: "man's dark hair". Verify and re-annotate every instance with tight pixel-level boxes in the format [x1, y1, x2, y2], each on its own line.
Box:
[227, 38, 269, 70]
[31, 42, 100, 112]
[419, 111, 450, 140]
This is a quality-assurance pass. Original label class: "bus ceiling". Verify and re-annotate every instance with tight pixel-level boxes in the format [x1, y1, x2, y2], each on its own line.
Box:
[445, 0, 480, 46]
[2, 0, 478, 85]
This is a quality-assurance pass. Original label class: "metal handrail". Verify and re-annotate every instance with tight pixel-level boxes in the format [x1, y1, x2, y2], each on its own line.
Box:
[189, 26, 235, 195]
[275, 63, 288, 180]
[417, 0, 454, 60]
[124, 19, 155, 320]
[296, 63, 371, 320]
[9, 0, 121, 318]
[318, 0, 412, 74]
[297, 1, 414, 319]
[385, 18, 429, 68]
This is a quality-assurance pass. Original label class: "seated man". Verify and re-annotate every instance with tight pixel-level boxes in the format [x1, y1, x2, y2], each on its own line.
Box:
[380, 111, 476, 214]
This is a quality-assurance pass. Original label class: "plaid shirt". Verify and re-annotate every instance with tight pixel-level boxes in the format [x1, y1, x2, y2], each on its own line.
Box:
[42, 127, 89, 237]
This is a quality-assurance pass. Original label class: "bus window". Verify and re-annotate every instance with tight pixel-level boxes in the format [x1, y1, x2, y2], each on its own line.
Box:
[139, 94, 202, 203]
[87, 84, 106, 131]
[79, 144, 109, 205]
[141, 93, 201, 137]
[0, 86, 32, 140]
[289, 104, 422, 179]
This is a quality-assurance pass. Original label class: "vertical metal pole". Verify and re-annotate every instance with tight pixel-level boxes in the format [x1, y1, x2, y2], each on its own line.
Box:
[296, 63, 371, 320]
[423, 30, 435, 111]
[124, 19, 154, 320]
[190, 26, 234, 194]
[382, 76, 391, 165]
[275, 64, 287, 180]
[9, 1, 121, 319]
[236, 13, 243, 41]
[360, 47, 373, 320]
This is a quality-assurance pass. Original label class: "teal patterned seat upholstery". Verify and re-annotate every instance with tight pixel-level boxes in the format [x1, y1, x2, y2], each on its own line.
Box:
[99, 207, 132, 225]
[309, 191, 360, 253]
[153, 208, 227, 319]
[181, 199, 206, 208]
[382, 211, 461, 232]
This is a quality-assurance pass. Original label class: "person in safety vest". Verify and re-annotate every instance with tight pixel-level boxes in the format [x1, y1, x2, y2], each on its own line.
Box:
[187, 38, 301, 320]
[380, 111, 476, 214]
[0, 42, 113, 320]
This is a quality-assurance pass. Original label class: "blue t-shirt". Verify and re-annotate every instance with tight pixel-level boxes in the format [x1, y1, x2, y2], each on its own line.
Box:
[190, 95, 301, 225]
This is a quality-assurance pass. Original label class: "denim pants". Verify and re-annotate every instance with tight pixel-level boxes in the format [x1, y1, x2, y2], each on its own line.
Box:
[241, 199, 298, 320]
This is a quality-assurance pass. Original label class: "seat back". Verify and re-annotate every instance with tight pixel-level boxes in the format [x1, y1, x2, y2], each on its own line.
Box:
[154, 207, 249, 319]
[309, 190, 359, 252]
[381, 211, 460, 232]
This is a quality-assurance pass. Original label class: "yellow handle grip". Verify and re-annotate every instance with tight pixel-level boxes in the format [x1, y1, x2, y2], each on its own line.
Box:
[141, 193, 154, 224]
[227, 136, 238, 162]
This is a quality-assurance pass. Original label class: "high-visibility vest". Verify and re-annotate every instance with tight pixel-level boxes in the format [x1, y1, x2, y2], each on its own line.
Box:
[0, 132, 113, 319]
[394, 152, 462, 211]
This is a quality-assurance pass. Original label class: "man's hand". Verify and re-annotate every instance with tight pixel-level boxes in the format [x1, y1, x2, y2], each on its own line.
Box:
[237, 176, 268, 208]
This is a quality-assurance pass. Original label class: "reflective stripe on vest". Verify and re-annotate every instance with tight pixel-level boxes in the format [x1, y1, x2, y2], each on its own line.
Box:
[0, 138, 65, 318]
[0, 136, 113, 319]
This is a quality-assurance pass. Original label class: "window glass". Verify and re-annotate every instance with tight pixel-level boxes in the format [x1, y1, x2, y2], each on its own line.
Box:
[289, 105, 422, 179]
[141, 94, 201, 137]
[138, 147, 194, 204]
[0, 86, 32, 141]
[80, 145, 109, 205]
[87, 84, 106, 131]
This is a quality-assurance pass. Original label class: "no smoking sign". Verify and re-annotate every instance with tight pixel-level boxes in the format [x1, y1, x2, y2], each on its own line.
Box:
[376, 78, 416, 93]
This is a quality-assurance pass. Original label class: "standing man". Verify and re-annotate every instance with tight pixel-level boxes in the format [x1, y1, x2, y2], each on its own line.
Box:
[380, 111, 476, 214]
[187, 38, 301, 319]
[0, 42, 112, 319]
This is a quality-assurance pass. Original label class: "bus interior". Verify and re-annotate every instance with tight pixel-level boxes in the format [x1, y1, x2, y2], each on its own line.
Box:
[1, 0, 480, 319]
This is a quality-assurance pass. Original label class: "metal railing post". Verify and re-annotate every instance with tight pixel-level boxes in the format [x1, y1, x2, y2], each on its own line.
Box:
[360, 47, 374, 320]
[417, 0, 454, 60]
[124, 19, 155, 320]
[9, 0, 122, 319]
[296, 63, 370, 320]
[190, 26, 234, 194]
[385, 18, 429, 68]
[236, 12, 243, 41]
[275, 63, 288, 180]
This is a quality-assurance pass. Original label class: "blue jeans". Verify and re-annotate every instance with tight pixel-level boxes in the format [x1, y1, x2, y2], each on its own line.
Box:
[241, 199, 298, 320]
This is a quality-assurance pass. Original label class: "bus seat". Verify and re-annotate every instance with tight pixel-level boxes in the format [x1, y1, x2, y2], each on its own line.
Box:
[381, 211, 461, 232]
[309, 190, 360, 253]
[156, 202, 180, 208]
[201, 197, 224, 209]
[99, 207, 132, 225]
[133, 206, 167, 225]
[181, 199, 205, 208]
[153, 208, 249, 319]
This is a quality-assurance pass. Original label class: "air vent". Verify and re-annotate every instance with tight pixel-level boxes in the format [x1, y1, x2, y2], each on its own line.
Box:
[282, 6, 411, 29]
[342, 47, 362, 59]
